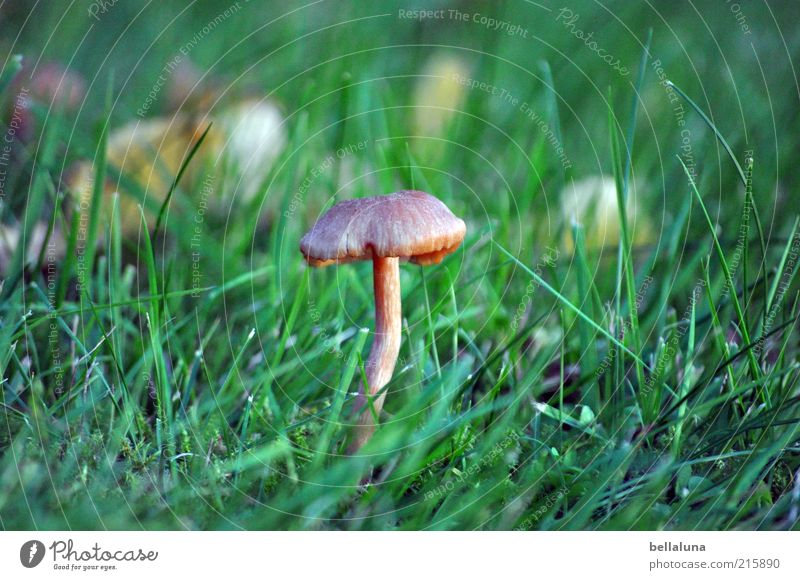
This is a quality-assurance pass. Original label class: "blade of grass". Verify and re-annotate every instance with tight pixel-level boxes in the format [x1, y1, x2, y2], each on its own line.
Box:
[314, 327, 369, 459]
[611, 31, 651, 404]
[763, 217, 800, 325]
[701, 256, 740, 401]
[493, 240, 649, 369]
[153, 122, 213, 238]
[609, 97, 645, 400]
[667, 80, 768, 268]
[138, 205, 174, 480]
[80, 75, 113, 300]
[571, 223, 599, 409]
[421, 267, 441, 379]
[680, 158, 765, 399]
[3, 108, 60, 298]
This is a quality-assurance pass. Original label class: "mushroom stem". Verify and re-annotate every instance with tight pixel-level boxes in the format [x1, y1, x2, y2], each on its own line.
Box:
[349, 256, 402, 453]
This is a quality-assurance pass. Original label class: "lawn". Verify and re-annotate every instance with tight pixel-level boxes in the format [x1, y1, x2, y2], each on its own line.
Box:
[1, 0, 799, 530]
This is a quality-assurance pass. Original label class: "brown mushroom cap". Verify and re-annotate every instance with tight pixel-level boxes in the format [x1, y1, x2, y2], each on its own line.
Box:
[300, 190, 466, 267]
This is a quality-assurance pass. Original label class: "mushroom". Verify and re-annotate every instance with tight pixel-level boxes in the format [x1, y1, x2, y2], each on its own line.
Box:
[300, 190, 466, 452]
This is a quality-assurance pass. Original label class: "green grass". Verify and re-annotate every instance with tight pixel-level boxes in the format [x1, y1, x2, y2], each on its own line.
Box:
[1, 0, 800, 530]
